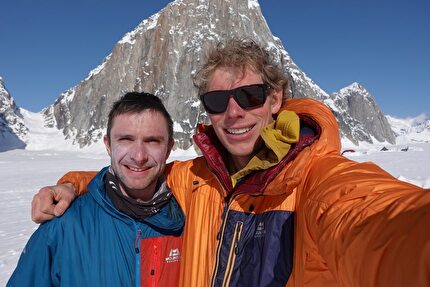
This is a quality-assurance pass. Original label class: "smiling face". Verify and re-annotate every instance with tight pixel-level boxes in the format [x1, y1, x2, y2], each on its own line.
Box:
[207, 67, 283, 171]
[104, 110, 173, 201]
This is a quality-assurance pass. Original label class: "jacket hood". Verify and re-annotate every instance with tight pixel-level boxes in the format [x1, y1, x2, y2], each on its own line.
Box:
[193, 98, 339, 198]
[258, 98, 342, 196]
[281, 98, 341, 154]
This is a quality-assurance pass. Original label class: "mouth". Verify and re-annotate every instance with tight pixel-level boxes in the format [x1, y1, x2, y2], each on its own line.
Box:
[125, 165, 150, 172]
[225, 126, 253, 135]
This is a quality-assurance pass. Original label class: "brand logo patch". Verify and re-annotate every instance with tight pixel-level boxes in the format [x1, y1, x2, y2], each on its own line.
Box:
[254, 221, 266, 238]
[165, 248, 181, 263]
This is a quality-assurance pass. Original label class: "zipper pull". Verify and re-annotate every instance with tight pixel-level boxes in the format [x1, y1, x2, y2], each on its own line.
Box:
[135, 228, 141, 253]
[217, 228, 222, 240]
[234, 243, 239, 255]
[234, 223, 243, 255]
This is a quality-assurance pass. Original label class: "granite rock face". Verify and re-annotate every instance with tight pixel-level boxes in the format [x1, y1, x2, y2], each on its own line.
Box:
[39, 0, 394, 149]
[327, 83, 396, 145]
[0, 78, 27, 151]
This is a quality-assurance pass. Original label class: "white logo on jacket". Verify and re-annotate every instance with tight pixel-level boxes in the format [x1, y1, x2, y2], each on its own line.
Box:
[254, 221, 266, 238]
[165, 248, 181, 263]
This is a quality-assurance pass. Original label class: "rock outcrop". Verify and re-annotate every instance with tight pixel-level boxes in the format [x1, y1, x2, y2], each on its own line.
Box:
[0, 77, 27, 151]
[37, 0, 394, 149]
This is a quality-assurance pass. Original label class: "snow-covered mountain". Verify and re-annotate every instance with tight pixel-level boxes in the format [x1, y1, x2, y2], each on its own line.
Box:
[41, 0, 329, 149]
[0, 0, 416, 152]
[38, 0, 393, 150]
[0, 78, 105, 152]
[326, 82, 396, 145]
[387, 114, 430, 144]
[0, 78, 27, 151]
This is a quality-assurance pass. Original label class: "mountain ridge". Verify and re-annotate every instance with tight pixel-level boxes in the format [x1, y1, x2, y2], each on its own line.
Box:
[326, 82, 396, 145]
[1, 0, 400, 151]
[0, 78, 27, 151]
[41, 0, 336, 149]
[1, 76, 427, 152]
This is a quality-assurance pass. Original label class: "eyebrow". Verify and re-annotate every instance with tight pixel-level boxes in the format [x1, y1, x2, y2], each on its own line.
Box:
[114, 134, 166, 141]
[143, 135, 166, 141]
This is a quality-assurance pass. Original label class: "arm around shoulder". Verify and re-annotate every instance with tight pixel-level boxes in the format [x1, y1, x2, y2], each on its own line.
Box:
[57, 171, 98, 195]
[31, 171, 98, 224]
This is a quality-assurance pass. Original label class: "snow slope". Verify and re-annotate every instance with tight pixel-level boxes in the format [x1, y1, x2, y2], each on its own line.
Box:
[1, 142, 429, 284]
[0, 109, 429, 284]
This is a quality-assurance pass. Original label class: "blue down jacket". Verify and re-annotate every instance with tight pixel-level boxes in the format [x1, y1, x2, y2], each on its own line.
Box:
[7, 167, 184, 287]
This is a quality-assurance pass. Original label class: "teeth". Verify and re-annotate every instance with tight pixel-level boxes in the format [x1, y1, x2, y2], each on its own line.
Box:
[226, 127, 251, 134]
[129, 166, 145, 172]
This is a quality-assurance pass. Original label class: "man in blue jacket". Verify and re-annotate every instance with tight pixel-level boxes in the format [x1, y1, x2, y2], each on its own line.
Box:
[7, 92, 184, 286]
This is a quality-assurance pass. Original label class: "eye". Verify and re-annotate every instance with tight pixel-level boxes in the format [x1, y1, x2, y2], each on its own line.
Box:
[118, 136, 133, 142]
[147, 139, 161, 144]
[145, 137, 163, 144]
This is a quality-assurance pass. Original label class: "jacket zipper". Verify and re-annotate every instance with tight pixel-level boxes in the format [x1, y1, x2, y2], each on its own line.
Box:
[135, 227, 141, 287]
[210, 192, 243, 287]
[149, 242, 158, 287]
[221, 221, 243, 287]
[210, 201, 230, 287]
[135, 228, 141, 253]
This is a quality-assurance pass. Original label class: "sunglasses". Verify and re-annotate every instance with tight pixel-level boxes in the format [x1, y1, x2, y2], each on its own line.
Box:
[199, 84, 269, 114]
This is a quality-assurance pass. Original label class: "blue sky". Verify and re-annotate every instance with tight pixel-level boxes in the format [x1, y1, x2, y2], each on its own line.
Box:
[1, 0, 429, 118]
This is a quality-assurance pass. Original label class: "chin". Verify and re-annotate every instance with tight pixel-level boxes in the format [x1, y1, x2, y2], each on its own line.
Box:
[229, 143, 255, 154]
[124, 180, 147, 190]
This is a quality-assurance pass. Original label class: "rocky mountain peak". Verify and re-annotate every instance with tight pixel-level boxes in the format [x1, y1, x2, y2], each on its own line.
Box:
[1, 78, 19, 119]
[339, 82, 368, 95]
[0, 78, 28, 151]
[328, 82, 395, 145]
[0, 0, 393, 152]
[42, 0, 329, 149]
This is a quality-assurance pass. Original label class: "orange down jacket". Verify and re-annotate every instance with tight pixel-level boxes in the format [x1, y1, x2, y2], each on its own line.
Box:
[59, 98, 430, 287]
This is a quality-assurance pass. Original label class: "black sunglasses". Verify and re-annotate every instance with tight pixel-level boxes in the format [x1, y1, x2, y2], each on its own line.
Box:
[199, 84, 269, 114]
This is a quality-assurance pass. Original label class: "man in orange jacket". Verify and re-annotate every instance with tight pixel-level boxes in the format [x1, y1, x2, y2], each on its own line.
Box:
[32, 39, 430, 287]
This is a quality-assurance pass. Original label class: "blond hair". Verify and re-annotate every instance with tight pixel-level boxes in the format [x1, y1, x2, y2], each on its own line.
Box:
[194, 39, 289, 97]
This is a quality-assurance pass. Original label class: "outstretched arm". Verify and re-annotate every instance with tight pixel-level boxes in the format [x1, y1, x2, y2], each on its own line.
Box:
[303, 155, 430, 287]
[31, 171, 97, 223]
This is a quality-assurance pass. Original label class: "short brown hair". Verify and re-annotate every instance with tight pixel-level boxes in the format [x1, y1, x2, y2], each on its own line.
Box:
[106, 92, 173, 144]
[193, 39, 289, 97]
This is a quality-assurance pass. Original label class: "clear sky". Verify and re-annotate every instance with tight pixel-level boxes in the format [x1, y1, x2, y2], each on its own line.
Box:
[1, 0, 429, 118]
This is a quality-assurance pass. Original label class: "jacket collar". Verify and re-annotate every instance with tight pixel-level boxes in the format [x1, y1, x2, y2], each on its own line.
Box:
[88, 167, 185, 233]
[193, 99, 322, 199]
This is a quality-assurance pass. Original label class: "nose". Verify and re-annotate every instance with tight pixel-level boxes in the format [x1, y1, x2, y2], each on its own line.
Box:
[224, 96, 245, 118]
[130, 142, 148, 164]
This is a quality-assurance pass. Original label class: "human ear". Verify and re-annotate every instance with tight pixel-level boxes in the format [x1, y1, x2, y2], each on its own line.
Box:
[104, 135, 112, 157]
[270, 88, 283, 114]
[165, 140, 174, 160]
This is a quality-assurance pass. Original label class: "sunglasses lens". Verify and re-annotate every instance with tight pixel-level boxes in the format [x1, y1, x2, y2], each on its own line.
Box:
[200, 84, 268, 114]
[235, 85, 266, 109]
[201, 91, 230, 114]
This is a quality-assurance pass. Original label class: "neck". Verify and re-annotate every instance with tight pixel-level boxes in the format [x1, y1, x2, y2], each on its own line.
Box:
[231, 155, 252, 172]
[229, 140, 265, 173]
[118, 181, 157, 202]
[104, 171, 172, 220]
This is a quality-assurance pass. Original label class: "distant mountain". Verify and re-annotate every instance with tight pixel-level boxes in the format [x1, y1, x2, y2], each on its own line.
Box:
[387, 114, 430, 144]
[326, 82, 396, 145]
[0, 77, 27, 151]
[2, 0, 399, 152]
[41, 0, 392, 149]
